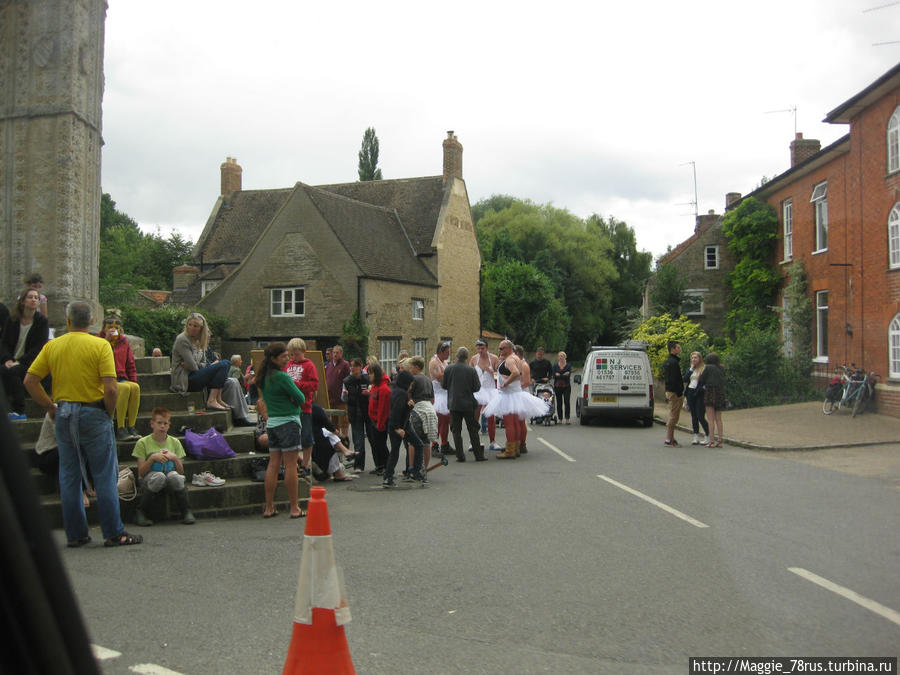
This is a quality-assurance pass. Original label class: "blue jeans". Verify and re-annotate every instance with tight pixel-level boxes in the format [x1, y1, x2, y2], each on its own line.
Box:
[55, 402, 124, 542]
[187, 361, 229, 391]
[349, 412, 367, 470]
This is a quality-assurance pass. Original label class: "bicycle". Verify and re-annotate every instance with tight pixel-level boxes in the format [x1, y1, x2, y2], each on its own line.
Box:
[822, 364, 879, 417]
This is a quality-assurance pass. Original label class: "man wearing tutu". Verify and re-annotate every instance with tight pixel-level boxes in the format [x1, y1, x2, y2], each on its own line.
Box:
[471, 339, 501, 451]
[483, 340, 547, 459]
[429, 341, 452, 455]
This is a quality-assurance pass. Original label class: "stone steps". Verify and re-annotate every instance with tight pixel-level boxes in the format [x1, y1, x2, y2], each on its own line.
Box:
[10, 355, 310, 528]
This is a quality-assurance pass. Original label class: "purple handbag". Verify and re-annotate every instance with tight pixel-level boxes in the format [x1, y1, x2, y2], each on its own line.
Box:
[184, 427, 236, 460]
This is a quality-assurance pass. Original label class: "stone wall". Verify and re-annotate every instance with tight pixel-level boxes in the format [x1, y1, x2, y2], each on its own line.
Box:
[433, 177, 482, 348]
[362, 278, 439, 356]
[0, 0, 106, 326]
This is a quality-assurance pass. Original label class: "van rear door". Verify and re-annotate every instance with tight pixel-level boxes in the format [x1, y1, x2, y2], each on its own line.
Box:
[587, 350, 650, 410]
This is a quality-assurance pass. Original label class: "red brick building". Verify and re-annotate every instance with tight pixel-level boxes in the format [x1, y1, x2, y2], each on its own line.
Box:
[745, 63, 900, 416]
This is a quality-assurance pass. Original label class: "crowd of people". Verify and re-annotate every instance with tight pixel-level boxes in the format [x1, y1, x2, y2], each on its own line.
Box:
[5, 276, 731, 541]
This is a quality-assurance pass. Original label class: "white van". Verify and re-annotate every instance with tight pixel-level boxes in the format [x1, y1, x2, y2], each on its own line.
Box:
[573, 341, 654, 427]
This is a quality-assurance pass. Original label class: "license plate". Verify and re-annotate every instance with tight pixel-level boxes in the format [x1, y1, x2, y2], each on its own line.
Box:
[592, 395, 616, 403]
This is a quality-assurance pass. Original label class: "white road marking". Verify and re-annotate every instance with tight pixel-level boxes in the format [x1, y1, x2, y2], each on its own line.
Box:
[538, 437, 576, 462]
[788, 567, 900, 627]
[596, 474, 709, 528]
[130, 665, 186, 674]
[91, 645, 121, 660]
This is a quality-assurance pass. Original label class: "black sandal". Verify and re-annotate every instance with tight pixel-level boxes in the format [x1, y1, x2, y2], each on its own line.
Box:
[104, 531, 143, 547]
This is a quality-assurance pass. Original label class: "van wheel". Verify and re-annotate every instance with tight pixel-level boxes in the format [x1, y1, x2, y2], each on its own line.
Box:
[579, 414, 590, 426]
[643, 417, 653, 428]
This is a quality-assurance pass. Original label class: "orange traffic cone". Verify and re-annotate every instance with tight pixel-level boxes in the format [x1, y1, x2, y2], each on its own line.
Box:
[282, 486, 356, 675]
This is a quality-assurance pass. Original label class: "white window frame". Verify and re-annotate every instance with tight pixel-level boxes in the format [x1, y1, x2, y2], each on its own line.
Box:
[270, 287, 305, 317]
[200, 280, 219, 297]
[811, 182, 828, 252]
[889, 203, 900, 269]
[412, 298, 424, 320]
[704, 246, 719, 270]
[889, 107, 900, 174]
[413, 338, 426, 358]
[682, 288, 707, 316]
[783, 199, 793, 261]
[815, 290, 829, 361]
[890, 315, 900, 378]
[380, 339, 400, 374]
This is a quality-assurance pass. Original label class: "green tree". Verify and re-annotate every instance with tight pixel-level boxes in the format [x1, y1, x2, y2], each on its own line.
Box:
[589, 214, 653, 343]
[357, 127, 383, 181]
[99, 193, 195, 305]
[721, 197, 780, 333]
[122, 305, 229, 356]
[481, 260, 569, 349]
[474, 196, 623, 357]
[630, 314, 709, 377]
[649, 262, 688, 318]
[341, 310, 370, 361]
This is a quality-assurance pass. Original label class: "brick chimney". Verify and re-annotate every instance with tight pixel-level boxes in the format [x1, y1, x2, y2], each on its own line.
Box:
[220, 157, 242, 196]
[790, 133, 821, 167]
[442, 131, 463, 184]
[725, 192, 742, 209]
[172, 264, 199, 292]
[695, 209, 718, 233]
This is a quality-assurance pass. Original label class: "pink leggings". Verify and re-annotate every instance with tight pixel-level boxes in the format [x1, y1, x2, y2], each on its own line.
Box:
[503, 415, 520, 442]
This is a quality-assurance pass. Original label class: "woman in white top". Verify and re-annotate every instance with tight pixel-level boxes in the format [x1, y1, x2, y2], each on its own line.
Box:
[682, 351, 710, 445]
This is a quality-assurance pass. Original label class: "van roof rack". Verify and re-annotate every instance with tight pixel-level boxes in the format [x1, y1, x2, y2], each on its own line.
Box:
[588, 340, 649, 352]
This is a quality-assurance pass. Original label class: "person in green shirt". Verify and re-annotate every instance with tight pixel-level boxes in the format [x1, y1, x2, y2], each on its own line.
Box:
[256, 342, 306, 519]
[132, 407, 195, 526]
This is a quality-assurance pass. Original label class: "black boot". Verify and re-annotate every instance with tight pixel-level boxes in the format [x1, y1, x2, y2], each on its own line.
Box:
[174, 488, 196, 524]
[134, 491, 155, 527]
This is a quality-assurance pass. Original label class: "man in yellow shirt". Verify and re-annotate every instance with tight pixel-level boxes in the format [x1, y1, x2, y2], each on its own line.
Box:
[25, 301, 143, 548]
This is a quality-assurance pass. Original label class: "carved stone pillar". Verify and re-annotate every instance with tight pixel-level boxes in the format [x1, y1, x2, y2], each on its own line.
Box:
[0, 0, 107, 328]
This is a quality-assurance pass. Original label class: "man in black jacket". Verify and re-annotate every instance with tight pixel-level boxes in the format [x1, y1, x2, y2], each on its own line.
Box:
[442, 346, 485, 462]
[663, 340, 684, 446]
[528, 347, 552, 385]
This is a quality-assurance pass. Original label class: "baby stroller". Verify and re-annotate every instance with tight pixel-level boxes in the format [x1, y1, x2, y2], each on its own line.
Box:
[530, 382, 558, 426]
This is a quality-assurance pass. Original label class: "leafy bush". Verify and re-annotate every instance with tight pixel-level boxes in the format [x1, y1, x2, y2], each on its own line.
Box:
[120, 305, 229, 357]
[718, 325, 817, 409]
[630, 314, 709, 378]
[341, 310, 369, 361]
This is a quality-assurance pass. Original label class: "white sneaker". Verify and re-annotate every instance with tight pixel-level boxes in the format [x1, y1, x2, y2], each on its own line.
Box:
[698, 434, 707, 445]
[489, 442, 502, 451]
[192, 471, 225, 487]
[692, 434, 699, 445]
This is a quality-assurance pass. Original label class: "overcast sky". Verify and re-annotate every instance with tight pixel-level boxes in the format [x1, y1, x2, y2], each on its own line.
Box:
[101, 1, 900, 260]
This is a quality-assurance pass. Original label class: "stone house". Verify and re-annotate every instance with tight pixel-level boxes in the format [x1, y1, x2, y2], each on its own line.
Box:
[172, 132, 482, 373]
[742, 63, 900, 416]
[642, 202, 737, 339]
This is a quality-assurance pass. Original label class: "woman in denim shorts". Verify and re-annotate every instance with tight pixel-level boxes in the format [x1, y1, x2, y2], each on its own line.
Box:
[256, 342, 307, 518]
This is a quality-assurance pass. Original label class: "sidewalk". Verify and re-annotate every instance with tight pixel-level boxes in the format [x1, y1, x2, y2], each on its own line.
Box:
[655, 400, 900, 451]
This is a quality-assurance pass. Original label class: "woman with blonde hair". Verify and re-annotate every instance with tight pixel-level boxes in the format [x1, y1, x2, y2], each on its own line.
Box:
[170, 312, 230, 410]
[682, 351, 709, 445]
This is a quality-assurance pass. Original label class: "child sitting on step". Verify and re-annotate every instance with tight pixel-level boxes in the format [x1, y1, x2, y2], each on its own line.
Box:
[131, 407, 195, 526]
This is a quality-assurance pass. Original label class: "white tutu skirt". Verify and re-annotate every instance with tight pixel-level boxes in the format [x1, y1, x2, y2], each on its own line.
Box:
[474, 386, 497, 407]
[433, 387, 450, 416]
[483, 382, 549, 420]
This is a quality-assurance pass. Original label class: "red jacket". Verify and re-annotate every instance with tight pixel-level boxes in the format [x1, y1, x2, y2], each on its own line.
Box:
[285, 358, 319, 413]
[367, 375, 392, 432]
[98, 332, 137, 382]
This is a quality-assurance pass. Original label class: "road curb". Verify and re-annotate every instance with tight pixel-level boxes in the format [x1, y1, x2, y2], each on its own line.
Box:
[652, 415, 899, 452]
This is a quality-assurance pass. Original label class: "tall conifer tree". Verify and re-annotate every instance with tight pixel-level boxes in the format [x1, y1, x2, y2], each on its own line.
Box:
[357, 127, 383, 181]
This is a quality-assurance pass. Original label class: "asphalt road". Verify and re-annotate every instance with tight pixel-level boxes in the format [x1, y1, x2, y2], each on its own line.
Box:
[58, 420, 900, 674]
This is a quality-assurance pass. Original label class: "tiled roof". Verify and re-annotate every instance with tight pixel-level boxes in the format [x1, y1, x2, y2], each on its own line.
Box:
[137, 290, 171, 305]
[315, 176, 446, 256]
[303, 185, 437, 286]
[196, 188, 292, 263]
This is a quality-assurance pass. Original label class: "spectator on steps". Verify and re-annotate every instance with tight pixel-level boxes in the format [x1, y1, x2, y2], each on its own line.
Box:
[98, 309, 141, 441]
[2, 287, 49, 420]
[131, 407, 195, 526]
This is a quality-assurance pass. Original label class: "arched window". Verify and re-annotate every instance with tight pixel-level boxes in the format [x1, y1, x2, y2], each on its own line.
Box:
[889, 107, 900, 174]
[891, 315, 900, 379]
[891, 204, 900, 269]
